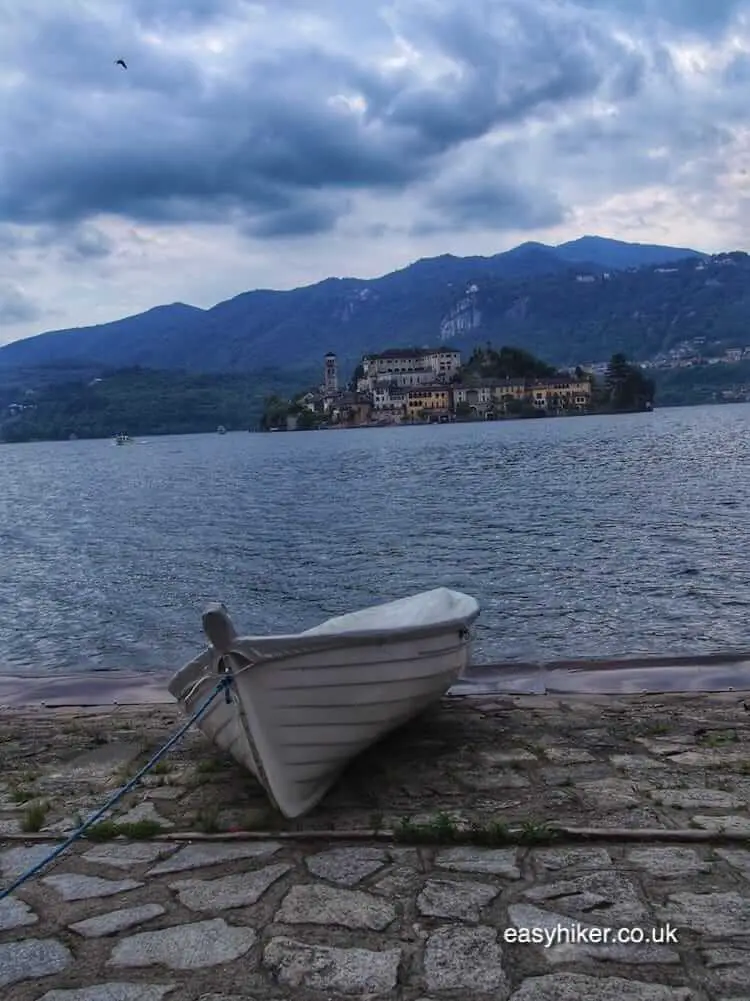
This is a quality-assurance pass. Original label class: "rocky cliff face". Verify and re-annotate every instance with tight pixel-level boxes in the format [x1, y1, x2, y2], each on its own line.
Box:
[439, 285, 482, 341]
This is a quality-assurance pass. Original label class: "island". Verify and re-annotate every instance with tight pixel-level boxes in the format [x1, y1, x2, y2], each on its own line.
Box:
[260, 345, 655, 431]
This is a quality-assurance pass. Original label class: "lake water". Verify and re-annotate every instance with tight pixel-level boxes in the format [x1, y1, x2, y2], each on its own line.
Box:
[1, 405, 750, 683]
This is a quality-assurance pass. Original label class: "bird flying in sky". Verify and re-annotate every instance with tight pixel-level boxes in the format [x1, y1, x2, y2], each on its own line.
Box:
[115, 59, 127, 69]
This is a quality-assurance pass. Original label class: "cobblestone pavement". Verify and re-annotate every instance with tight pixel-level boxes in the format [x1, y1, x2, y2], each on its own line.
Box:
[2, 691, 750, 999]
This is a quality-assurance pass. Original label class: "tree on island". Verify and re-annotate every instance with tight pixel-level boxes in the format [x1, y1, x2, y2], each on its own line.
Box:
[294, 407, 320, 430]
[259, 394, 289, 430]
[466, 344, 557, 381]
[347, 363, 365, 391]
[604, 353, 655, 411]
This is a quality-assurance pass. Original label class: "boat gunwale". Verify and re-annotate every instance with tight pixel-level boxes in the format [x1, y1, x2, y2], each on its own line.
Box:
[215, 606, 479, 656]
[168, 601, 479, 698]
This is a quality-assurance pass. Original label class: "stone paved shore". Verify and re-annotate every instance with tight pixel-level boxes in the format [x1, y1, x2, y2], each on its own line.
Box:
[2, 691, 750, 999]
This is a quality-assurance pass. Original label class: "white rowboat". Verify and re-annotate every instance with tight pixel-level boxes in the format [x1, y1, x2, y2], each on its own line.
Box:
[168, 587, 480, 818]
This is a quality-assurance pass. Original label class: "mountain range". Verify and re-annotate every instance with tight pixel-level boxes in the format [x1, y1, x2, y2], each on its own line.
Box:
[1, 234, 738, 382]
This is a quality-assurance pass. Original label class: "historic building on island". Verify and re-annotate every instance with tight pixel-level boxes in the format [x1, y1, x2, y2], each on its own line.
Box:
[283, 348, 593, 429]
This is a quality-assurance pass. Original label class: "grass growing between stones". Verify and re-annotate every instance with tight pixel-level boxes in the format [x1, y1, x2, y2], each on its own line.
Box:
[640, 722, 670, 736]
[21, 801, 49, 833]
[83, 819, 164, 841]
[697, 728, 740, 747]
[194, 807, 221, 833]
[393, 812, 559, 846]
[196, 755, 233, 772]
[191, 756, 235, 784]
[113, 763, 136, 786]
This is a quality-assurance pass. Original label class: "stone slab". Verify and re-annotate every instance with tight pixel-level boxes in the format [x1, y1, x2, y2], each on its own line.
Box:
[508, 903, 679, 965]
[434, 846, 520, 878]
[69, 904, 166, 939]
[703, 946, 750, 994]
[60, 742, 143, 775]
[43, 873, 143, 901]
[116, 803, 174, 828]
[0, 937, 72, 989]
[523, 871, 648, 924]
[304, 846, 386, 885]
[509, 975, 694, 1001]
[533, 847, 612, 871]
[372, 865, 422, 896]
[715, 849, 750, 881]
[652, 788, 745, 810]
[577, 778, 641, 809]
[691, 815, 750, 835]
[108, 918, 256, 970]
[0, 843, 59, 880]
[38, 985, 177, 1001]
[424, 925, 509, 993]
[544, 747, 596, 764]
[263, 936, 401, 994]
[275, 883, 396, 931]
[417, 877, 499, 921]
[658, 891, 750, 936]
[627, 847, 711, 877]
[170, 863, 292, 911]
[482, 748, 538, 764]
[82, 842, 177, 870]
[146, 841, 280, 875]
[0, 894, 37, 931]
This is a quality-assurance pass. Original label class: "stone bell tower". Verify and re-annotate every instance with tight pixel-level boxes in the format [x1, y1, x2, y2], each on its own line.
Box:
[324, 352, 338, 393]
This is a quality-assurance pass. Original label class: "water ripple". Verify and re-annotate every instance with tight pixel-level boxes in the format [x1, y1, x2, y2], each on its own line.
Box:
[1, 405, 750, 676]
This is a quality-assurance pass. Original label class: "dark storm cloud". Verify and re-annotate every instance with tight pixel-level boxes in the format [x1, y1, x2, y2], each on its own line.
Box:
[63, 225, 114, 261]
[0, 0, 748, 240]
[383, 0, 646, 147]
[0, 284, 40, 325]
[544, 89, 738, 198]
[574, 0, 744, 35]
[416, 174, 568, 234]
[0, 38, 419, 229]
[0, 221, 112, 260]
[129, 0, 248, 28]
[246, 205, 345, 240]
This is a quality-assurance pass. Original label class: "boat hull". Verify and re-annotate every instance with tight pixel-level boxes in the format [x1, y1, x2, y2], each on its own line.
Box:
[168, 588, 479, 818]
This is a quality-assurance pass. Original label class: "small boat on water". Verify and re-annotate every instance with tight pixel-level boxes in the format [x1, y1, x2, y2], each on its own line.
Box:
[168, 587, 480, 818]
[114, 432, 133, 445]
[217, 425, 227, 434]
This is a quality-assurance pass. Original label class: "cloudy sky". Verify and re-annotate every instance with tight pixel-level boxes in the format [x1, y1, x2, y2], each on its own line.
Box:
[1, 0, 749, 346]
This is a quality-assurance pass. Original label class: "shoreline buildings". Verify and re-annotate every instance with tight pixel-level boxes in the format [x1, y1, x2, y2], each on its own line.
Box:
[284, 348, 593, 429]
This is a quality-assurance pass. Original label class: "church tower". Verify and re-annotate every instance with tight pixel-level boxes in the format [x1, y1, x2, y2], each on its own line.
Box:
[324, 352, 338, 393]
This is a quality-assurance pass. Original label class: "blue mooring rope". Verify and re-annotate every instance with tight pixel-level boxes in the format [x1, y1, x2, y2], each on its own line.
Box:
[0, 675, 232, 902]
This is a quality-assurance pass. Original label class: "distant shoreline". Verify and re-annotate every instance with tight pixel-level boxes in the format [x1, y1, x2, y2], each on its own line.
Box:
[5, 398, 750, 444]
[265, 405, 654, 433]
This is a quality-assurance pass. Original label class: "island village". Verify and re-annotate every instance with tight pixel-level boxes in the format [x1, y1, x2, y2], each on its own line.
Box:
[273, 347, 596, 430]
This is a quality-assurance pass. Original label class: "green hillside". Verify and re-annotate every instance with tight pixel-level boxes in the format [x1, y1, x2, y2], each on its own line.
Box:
[0, 237, 714, 377]
[0, 366, 317, 442]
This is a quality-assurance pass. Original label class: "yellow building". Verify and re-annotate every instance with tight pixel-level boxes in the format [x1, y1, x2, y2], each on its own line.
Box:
[530, 377, 592, 411]
[405, 385, 452, 419]
[490, 380, 528, 411]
